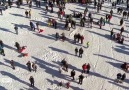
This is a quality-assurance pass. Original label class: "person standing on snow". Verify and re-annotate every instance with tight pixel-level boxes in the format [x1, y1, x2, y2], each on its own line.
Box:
[87, 63, 91, 74]
[116, 73, 122, 83]
[36, 22, 39, 30]
[120, 18, 123, 26]
[29, 76, 34, 87]
[121, 73, 126, 82]
[120, 27, 124, 35]
[55, 32, 59, 40]
[80, 35, 84, 44]
[82, 63, 87, 73]
[111, 29, 114, 39]
[32, 62, 37, 72]
[14, 25, 18, 35]
[10, 60, 15, 69]
[25, 10, 29, 17]
[0, 40, 4, 48]
[15, 42, 20, 51]
[26, 61, 31, 72]
[30, 21, 35, 31]
[0, 49, 5, 56]
[75, 47, 78, 56]
[78, 74, 84, 85]
[70, 69, 75, 80]
[79, 47, 84, 58]
[74, 34, 77, 43]
[29, 9, 31, 18]
[0, 9, 3, 15]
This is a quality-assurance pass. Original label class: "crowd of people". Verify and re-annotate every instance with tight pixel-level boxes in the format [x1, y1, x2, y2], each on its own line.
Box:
[0, 0, 128, 89]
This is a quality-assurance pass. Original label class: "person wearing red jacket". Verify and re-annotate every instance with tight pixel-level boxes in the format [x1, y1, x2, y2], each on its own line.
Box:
[80, 35, 84, 44]
[108, 14, 112, 23]
[82, 63, 87, 73]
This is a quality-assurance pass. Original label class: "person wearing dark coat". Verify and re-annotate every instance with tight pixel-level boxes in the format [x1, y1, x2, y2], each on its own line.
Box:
[10, 60, 15, 69]
[120, 18, 123, 26]
[121, 73, 126, 81]
[54, 21, 57, 29]
[0, 40, 4, 48]
[26, 61, 31, 72]
[111, 29, 114, 39]
[55, 32, 59, 40]
[75, 47, 78, 56]
[29, 76, 34, 87]
[120, 27, 124, 35]
[77, 33, 80, 43]
[74, 34, 77, 43]
[121, 62, 128, 71]
[78, 74, 84, 85]
[120, 37, 124, 44]
[71, 69, 75, 80]
[65, 63, 68, 72]
[116, 73, 122, 83]
[79, 48, 84, 58]
[0, 49, 5, 56]
[87, 63, 91, 74]
[15, 42, 20, 51]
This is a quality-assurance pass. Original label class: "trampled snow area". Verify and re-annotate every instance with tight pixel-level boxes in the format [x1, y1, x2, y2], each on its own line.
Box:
[0, 1, 129, 90]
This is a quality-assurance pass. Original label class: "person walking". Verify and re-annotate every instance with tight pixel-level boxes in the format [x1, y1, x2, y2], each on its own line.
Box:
[70, 69, 75, 80]
[29, 76, 34, 87]
[10, 60, 15, 69]
[26, 61, 31, 72]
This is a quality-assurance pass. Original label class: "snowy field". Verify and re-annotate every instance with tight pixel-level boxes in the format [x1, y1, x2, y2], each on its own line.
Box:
[0, 1, 129, 90]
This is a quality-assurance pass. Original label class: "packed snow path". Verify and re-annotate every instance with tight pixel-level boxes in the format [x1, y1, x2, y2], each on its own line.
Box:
[0, 1, 129, 90]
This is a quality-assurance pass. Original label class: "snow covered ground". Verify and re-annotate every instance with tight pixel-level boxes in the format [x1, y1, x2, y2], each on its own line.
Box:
[0, 1, 129, 90]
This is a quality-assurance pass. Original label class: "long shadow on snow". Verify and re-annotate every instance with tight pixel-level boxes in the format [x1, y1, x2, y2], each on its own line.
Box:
[106, 61, 121, 70]
[93, 54, 123, 63]
[49, 46, 75, 56]
[1, 71, 28, 87]
[0, 61, 11, 68]
[0, 27, 15, 34]
[46, 78, 83, 90]
[4, 44, 16, 51]
[113, 47, 129, 55]
[0, 86, 6, 90]
[11, 23, 30, 30]
[32, 56, 71, 81]
[10, 13, 25, 18]
[109, 81, 129, 89]
[53, 61, 82, 73]
[90, 71, 114, 81]
[33, 33, 55, 40]
[87, 30, 110, 39]
[4, 59, 27, 71]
